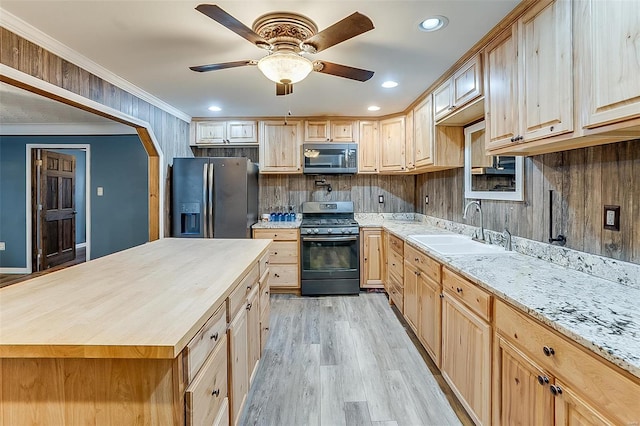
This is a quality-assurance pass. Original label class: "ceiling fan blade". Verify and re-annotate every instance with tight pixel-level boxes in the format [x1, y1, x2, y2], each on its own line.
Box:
[301, 12, 374, 53]
[195, 4, 270, 48]
[313, 61, 374, 82]
[189, 60, 255, 73]
[276, 82, 293, 96]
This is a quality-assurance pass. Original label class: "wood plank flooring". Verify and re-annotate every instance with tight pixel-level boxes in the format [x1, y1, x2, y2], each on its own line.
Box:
[0, 247, 86, 288]
[241, 293, 472, 426]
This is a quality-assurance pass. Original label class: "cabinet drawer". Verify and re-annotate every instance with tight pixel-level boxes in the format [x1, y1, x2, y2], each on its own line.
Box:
[184, 304, 227, 383]
[388, 280, 404, 312]
[388, 249, 404, 283]
[228, 264, 259, 319]
[405, 244, 441, 283]
[259, 251, 269, 276]
[185, 334, 228, 426]
[269, 264, 299, 288]
[495, 300, 640, 423]
[267, 241, 298, 264]
[442, 267, 490, 320]
[388, 233, 404, 255]
[253, 229, 298, 241]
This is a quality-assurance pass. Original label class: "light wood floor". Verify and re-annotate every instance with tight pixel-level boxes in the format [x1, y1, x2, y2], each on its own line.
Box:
[0, 246, 86, 288]
[241, 293, 473, 426]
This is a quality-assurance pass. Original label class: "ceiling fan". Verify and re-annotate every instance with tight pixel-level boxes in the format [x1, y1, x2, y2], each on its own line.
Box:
[189, 4, 375, 96]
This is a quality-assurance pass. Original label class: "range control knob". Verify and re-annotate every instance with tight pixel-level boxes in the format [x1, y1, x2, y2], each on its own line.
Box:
[306, 229, 313, 234]
[341, 229, 348, 234]
[348, 228, 354, 234]
[327, 228, 333, 234]
[313, 228, 319, 234]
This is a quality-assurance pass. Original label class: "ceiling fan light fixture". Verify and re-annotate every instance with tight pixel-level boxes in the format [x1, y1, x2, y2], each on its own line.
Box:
[381, 80, 398, 88]
[257, 52, 314, 84]
[368, 105, 381, 111]
[419, 16, 449, 32]
[208, 105, 222, 112]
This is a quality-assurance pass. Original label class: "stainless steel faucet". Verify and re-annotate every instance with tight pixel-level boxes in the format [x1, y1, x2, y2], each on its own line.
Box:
[463, 200, 485, 242]
[503, 228, 512, 251]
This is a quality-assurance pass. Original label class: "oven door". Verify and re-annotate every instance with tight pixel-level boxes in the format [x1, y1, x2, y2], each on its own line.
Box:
[300, 234, 360, 280]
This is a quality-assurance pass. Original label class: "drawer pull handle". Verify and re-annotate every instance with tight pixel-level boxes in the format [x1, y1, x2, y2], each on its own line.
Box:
[274, 273, 280, 278]
[416, 271, 421, 276]
[543, 346, 555, 357]
[439, 294, 444, 299]
[414, 257, 419, 262]
[247, 303, 252, 311]
[537, 375, 549, 386]
[549, 385, 562, 396]
[247, 285, 252, 290]
[210, 332, 219, 341]
[456, 287, 463, 293]
[212, 388, 220, 397]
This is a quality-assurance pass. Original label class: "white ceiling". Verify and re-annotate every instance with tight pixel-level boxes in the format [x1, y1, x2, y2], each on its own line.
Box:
[1, 1, 520, 119]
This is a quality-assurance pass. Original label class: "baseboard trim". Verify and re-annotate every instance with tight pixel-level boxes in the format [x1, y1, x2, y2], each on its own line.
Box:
[0, 267, 30, 274]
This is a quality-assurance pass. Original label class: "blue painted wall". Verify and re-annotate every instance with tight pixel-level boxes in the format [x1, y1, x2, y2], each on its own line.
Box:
[0, 135, 148, 268]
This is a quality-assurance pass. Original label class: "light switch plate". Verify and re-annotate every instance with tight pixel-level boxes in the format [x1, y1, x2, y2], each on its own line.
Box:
[97, 187, 104, 196]
[0, 242, 5, 251]
[603, 205, 620, 231]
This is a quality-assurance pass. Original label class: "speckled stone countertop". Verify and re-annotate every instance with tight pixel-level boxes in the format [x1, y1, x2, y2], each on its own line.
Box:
[252, 220, 301, 229]
[359, 216, 640, 379]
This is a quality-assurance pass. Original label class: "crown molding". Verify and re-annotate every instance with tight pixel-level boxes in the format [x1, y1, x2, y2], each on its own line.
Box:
[0, 8, 192, 124]
[0, 123, 137, 136]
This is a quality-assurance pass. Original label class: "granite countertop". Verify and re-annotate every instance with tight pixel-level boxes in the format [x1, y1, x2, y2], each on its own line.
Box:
[252, 220, 301, 229]
[364, 218, 640, 379]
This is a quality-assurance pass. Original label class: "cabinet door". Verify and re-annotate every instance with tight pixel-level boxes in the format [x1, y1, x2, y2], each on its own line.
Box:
[330, 120, 357, 142]
[413, 97, 434, 167]
[228, 307, 249, 425]
[304, 120, 330, 141]
[246, 286, 260, 385]
[452, 54, 482, 111]
[553, 380, 613, 426]
[518, 0, 573, 142]
[358, 121, 379, 173]
[583, 0, 640, 128]
[196, 122, 226, 144]
[404, 110, 415, 170]
[484, 26, 519, 150]
[379, 116, 406, 172]
[403, 260, 419, 333]
[226, 121, 257, 144]
[417, 274, 441, 366]
[259, 120, 302, 173]
[433, 79, 453, 122]
[361, 229, 384, 287]
[441, 292, 491, 425]
[493, 336, 554, 426]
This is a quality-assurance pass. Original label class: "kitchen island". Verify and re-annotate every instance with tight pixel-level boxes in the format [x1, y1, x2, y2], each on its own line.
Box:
[0, 238, 271, 425]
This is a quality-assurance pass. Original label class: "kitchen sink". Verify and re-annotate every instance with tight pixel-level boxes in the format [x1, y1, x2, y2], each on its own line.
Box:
[408, 234, 509, 255]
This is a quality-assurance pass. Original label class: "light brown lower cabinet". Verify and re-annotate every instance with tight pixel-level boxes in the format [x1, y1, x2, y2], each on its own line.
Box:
[417, 270, 441, 367]
[228, 303, 249, 426]
[403, 259, 419, 333]
[247, 286, 261, 385]
[441, 291, 492, 426]
[253, 229, 300, 291]
[361, 228, 385, 288]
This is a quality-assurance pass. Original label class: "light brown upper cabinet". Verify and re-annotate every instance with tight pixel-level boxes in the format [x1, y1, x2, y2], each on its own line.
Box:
[405, 110, 415, 171]
[304, 119, 357, 142]
[379, 116, 406, 172]
[433, 54, 483, 123]
[258, 120, 303, 174]
[413, 96, 434, 168]
[358, 120, 379, 173]
[580, 0, 640, 128]
[484, 0, 573, 151]
[192, 120, 257, 145]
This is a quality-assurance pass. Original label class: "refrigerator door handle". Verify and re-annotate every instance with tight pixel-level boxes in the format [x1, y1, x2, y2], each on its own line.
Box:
[202, 163, 208, 238]
[208, 162, 214, 238]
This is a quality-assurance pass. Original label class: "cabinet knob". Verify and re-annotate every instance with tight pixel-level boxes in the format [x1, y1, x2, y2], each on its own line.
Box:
[537, 375, 549, 386]
[265, 327, 269, 331]
[456, 287, 463, 293]
[246, 302, 252, 311]
[364, 257, 368, 261]
[439, 294, 444, 299]
[550, 126, 554, 131]
[416, 271, 421, 276]
[210, 332, 219, 341]
[542, 346, 555, 357]
[274, 252, 278, 255]
[274, 273, 280, 278]
[549, 385, 562, 396]
[414, 257, 419, 262]
[247, 285, 252, 290]
[212, 388, 220, 397]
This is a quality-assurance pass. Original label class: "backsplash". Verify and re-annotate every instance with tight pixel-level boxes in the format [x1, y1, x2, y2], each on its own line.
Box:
[416, 139, 640, 265]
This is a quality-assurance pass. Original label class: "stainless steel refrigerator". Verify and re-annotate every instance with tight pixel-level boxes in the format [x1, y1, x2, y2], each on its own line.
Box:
[171, 157, 258, 238]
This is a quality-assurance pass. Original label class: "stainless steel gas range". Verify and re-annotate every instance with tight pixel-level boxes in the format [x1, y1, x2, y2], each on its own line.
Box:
[300, 201, 360, 296]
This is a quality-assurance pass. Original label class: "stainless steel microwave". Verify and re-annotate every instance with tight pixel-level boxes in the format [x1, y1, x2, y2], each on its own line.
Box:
[302, 143, 357, 174]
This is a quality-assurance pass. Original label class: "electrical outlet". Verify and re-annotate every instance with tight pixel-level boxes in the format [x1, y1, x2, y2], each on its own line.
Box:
[603, 205, 620, 231]
[0, 242, 5, 251]
[378, 195, 384, 203]
[425, 195, 429, 205]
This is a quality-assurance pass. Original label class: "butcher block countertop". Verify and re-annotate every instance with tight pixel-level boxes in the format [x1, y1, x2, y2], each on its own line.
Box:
[0, 238, 270, 359]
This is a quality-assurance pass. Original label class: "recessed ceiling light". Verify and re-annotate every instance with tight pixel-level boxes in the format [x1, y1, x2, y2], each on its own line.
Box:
[208, 105, 222, 112]
[368, 106, 381, 111]
[381, 81, 398, 88]
[419, 16, 449, 32]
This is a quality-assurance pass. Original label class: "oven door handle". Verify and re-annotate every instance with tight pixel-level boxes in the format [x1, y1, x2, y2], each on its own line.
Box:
[301, 236, 359, 242]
